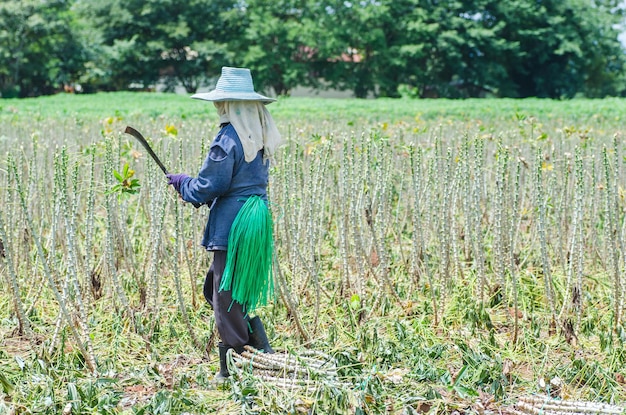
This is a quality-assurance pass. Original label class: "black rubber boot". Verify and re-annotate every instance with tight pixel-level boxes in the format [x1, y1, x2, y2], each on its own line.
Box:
[216, 343, 230, 380]
[247, 316, 275, 354]
[216, 343, 243, 380]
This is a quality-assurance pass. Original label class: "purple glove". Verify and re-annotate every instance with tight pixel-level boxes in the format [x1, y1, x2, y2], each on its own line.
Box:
[166, 173, 190, 194]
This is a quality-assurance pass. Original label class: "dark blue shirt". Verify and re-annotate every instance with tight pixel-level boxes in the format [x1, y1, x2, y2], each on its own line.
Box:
[178, 124, 269, 250]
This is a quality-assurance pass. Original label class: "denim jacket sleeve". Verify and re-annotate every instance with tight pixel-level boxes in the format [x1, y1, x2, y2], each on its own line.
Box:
[177, 135, 235, 205]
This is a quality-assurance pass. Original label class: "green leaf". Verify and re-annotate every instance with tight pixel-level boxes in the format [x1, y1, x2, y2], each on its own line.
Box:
[0, 371, 14, 393]
[453, 384, 479, 399]
[67, 382, 80, 407]
[350, 294, 361, 310]
[113, 169, 123, 182]
[451, 365, 468, 388]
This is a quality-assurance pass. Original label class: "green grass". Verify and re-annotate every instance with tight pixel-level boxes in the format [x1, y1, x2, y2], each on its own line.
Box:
[3, 92, 626, 123]
[1, 93, 626, 414]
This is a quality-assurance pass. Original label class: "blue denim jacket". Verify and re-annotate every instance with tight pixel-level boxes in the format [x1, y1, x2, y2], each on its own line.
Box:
[178, 124, 269, 250]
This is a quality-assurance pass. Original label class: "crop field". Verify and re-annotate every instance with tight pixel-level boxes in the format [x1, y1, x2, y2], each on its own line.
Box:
[1, 94, 626, 414]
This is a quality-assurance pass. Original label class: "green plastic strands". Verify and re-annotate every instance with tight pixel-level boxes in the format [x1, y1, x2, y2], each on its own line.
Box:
[220, 196, 274, 313]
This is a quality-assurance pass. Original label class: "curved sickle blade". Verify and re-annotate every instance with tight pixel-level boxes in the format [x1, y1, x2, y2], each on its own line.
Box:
[124, 126, 169, 175]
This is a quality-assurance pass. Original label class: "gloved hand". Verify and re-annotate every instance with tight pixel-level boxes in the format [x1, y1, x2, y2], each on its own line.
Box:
[166, 173, 190, 194]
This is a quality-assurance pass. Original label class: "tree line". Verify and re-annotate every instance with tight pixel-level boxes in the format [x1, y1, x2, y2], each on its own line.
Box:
[1, 0, 625, 99]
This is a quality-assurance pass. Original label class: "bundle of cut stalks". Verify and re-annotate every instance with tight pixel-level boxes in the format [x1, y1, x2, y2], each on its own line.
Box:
[510, 394, 625, 415]
[227, 345, 351, 390]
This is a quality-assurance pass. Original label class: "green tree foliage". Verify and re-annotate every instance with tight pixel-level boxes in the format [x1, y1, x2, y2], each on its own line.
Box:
[0, 0, 84, 97]
[307, 0, 397, 98]
[488, 0, 626, 98]
[0, 0, 624, 98]
[226, 1, 318, 96]
[308, 0, 626, 98]
[295, 0, 509, 98]
[75, 0, 237, 92]
[409, 0, 516, 98]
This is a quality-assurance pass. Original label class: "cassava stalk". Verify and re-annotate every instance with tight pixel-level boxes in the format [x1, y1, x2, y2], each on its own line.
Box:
[274, 251, 309, 343]
[559, 146, 585, 325]
[83, 147, 97, 301]
[104, 138, 135, 328]
[602, 145, 622, 329]
[408, 144, 425, 287]
[55, 149, 96, 367]
[509, 157, 523, 345]
[470, 137, 486, 303]
[146, 160, 168, 312]
[9, 154, 98, 375]
[438, 147, 453, 290]
[338, 140, 353, 295]
[172, 197, 202, 350]
[494, 145, 509, 297]
[613, 134, 626, 327]
[535, 148, 558, 330]
[0, 207, 33, 338]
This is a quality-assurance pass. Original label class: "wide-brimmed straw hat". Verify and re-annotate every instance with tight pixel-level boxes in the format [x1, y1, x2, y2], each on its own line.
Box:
[191, 67, 275, 103]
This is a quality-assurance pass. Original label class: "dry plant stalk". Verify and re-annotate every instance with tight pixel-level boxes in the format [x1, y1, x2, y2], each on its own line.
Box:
[228, 345, 351, 390]
[273, 253, 310, 343]
[513, 394, 625, 415]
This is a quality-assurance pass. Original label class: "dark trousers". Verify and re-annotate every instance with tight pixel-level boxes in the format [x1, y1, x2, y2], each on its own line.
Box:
[203, 250, 249, 348]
